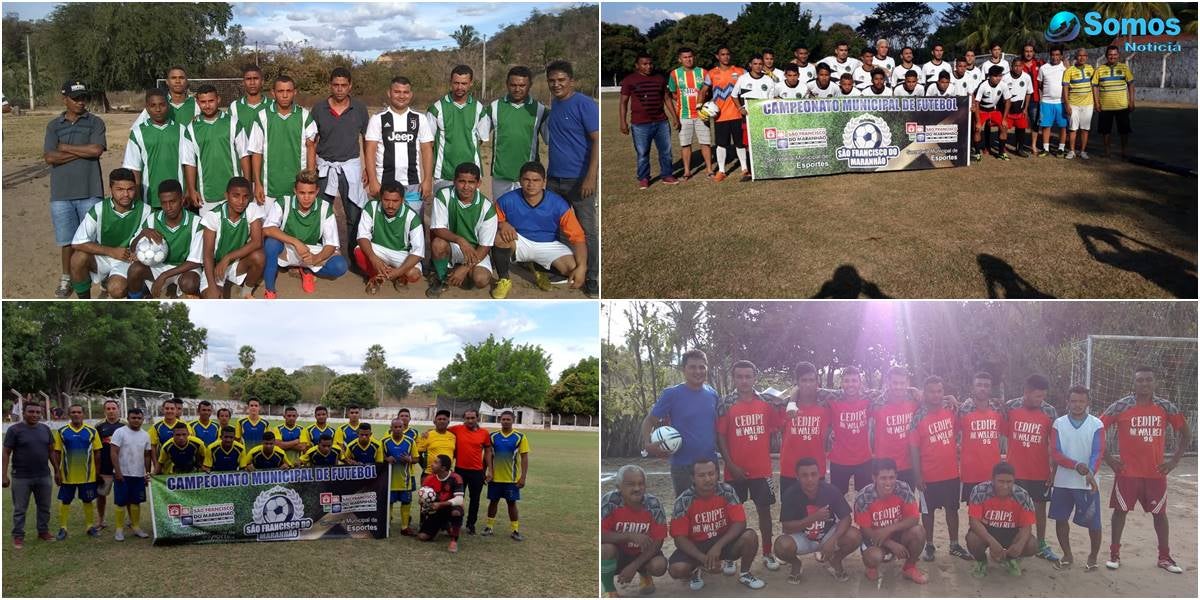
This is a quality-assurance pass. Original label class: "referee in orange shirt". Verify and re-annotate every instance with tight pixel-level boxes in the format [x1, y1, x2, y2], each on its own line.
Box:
[449, 409, 493, 535]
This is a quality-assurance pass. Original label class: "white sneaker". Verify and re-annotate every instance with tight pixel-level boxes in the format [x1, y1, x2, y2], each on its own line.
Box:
[763, 554, 781, 571]
[738, 572, 767, 589]
[1080, 151, 1090, 160]
[688, 568, 705, 591]
[1065, 150, 1076, 159]
[132, 529, 149, 539]
[114, 530, 125, 542]
[722, 560, 737, 576]
[1106, 557, 1120, 570]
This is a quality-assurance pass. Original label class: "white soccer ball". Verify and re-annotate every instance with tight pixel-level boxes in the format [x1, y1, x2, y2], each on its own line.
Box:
[697, 101, 719, 120]
[650, 425, 683, 454]
[418, 486, 438, 505]
[135, 237, 168, 267]
[852, 123, 884, 148]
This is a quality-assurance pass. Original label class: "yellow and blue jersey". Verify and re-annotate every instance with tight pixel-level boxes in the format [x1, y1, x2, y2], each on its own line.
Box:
[1063, 64, 1095, 106]
[243, 445, 291, 470]
[190, 420, 220, 447]
[300, 445, 341, 466]
[236, 416, 271, 450]
[53, 424, 102, 485]
[149, 418, 185, 447]
[205, 440, 246, 472]
[490, 430, 530, 483]
[303, 424, 338, 448]
[343, 438, 384, 464]
[383, 430, 418, 491]
[416, 429, 457, 474]
[1092, 62, 1133, 111]
[272, 424, 306, 464]
[334, 423, 364, 448]
[158, 437, 208, 474]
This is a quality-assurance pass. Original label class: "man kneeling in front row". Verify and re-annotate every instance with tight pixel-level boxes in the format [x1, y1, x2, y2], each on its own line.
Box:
[774, 457, 860, 583]
[419, 454, 465, 553]
[667, 458, 766, 591]
[965, 462, 1039, 577]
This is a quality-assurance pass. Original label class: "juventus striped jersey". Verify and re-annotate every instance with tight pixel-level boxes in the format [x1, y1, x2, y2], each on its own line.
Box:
[365, 107, 434, 188]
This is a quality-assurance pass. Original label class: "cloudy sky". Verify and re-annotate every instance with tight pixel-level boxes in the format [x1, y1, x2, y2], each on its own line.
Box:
[3, 2, 582, 61]
[602, 2, 950, 32]
[181, 300, 599, 383]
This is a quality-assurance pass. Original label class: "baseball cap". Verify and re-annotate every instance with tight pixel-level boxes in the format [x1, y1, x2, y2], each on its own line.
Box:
[61, 79, 89, 98]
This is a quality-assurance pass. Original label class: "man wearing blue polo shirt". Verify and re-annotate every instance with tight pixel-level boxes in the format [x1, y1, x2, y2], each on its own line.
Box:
[544, 60, 599, 299]
[641, 349, 720, 498]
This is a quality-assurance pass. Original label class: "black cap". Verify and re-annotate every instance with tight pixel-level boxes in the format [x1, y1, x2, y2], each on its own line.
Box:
[61, 79, 89, 98]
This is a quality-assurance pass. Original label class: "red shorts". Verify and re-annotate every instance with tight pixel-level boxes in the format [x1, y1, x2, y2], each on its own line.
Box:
[1109, 475, 1168, 514]
[1004, 112, 1029, 129]
[979, 110, 1004, 128]
[741, 120, 749, 146]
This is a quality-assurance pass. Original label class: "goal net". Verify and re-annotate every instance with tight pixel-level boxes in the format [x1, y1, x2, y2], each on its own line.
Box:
[154, 78, 243, 107]
[1070, 335, 1197, 454]
[107, 387, 175, 420]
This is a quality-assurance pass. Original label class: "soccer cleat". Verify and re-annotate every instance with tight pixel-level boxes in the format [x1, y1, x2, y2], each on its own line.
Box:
[922, 543, 936, 561]
[1036, 149, 1049, 157]
[480, 526, 493, 537]
[712, 172, 727, 182]
[902, 564, 928, 584]
[738, 572, 766, 589]
[1065, 150, 1076, 159]
[1079, 151, 1090, 159]
[949, 542, 973, 560]
[1017, 149, 1031, 158]
[1005, 558, 1022, 576]
[638, 573, 656, 595]
[996, 152, 1010, 160]
[55, 277, 71, 298]
[688, 568, 705, 591]
[1037, 540, 1061, 562]
[661, 176, 679, 185]
[1157, 557, 1183, 573]
[638, 178, 649, 190]
[763, 553, 781, 571]
[132, 529, 149, 539]
[300, 270, 316, 294]
[466, 525, 476, 536]
[971, 560, 988, 578]
[448, 539, 458, 553]
[55, 528, 67, 541]
[511, 531, 524, 542]
[264, 290, 278, 299]
[86, 526, 101, 538]
[721, 560, 737, 576]
[491, 278, 512, 299]
[425, 278, 447, 298]
[400, 527, 416, 537]
[12, 536, 23, 549]
[37, 532, 54, 542]
[584, 281, 599, 299]
[740, 173, 752, 182]
[114, 530, 125, 542]
[971, 150, 982, 161]
[533, 268, 553, 292]
[1106, 554, 1120, 570]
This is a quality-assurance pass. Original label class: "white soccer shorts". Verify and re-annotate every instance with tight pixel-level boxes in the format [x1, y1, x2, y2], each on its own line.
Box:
[371, 243, 422, 273]
[449, 242, 494, 273]
[679, 118, 712, 146]
[512, 234, 572, 271]
[149, 263, 206, 295]
[1069, 104, 1094, 131]
[277, 243, 334, 273]
[214, 260, 248, 286]
[90, 255, 132, 284]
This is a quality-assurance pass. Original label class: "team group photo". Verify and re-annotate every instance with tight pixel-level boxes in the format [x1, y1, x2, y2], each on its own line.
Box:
[600, 299, 1197, 597]
[1, 300, 601, 597]
[2, 1, 600, 299]
[600, 1, 1197, 299]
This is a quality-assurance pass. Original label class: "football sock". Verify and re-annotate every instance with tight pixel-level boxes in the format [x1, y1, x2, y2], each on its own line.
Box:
[433, 258, 449, 281]
[115, 507, 126, 534]
[1110, 543, 1121, 556]
[735, 148, 748, 173]
[1044, 143, 1050, 151]
[72, 280, 91, 298]
[716, 147, 728, 173]
[128, 289, 144, 299]
[1158, 544, 1169, 559]
[83, 503, 95, 529]
[486, 517, 496, 529]
[601, 558, 617, 593]
[400, 504, 411, 528]
[511, 520, 519, 532]
[492, 246, 511, 279]
[59, 504, 71, 529]
[130, 504, 141, 527]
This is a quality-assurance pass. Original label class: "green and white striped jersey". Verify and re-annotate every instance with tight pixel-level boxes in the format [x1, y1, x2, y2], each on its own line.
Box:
[152, 209, 205, 266]
[122, 120, 184, 208]
[132, 95, 200, 129]
[427, 94, 486, 181]
[358, 199, 424, 254]
[247, 105, 318, 198]
[201, 201, 263, 263]
[431, 187, 497, 247]
[70, 197, 152, 248]
[181, 111, 250, 202]
[263, 196, 338, 247]
[230, 95, 275, 137]
[479, 96, 548, 182]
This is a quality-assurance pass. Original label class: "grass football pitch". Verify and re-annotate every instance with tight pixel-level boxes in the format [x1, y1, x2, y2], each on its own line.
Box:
[2, 429, 598, 597]
[600, 94, 1197, 299]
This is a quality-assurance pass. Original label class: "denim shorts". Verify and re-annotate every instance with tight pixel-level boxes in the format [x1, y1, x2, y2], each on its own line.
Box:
[50, 196, 102, 246]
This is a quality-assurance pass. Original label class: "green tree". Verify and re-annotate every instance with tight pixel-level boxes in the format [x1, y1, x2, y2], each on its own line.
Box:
[290, 365, 338, 403]
[242, 367, 301, 406]
[601, 22, 648, 84]
[238, 345, 256, 369]
[323, 374, 378, 409]
[451, 24, 481, 49]
[385, 367, 412, 400]
[646, 19, 677, 40]
[434, 335, 552, 409]
[546, 357, 599, 415]
[145, 303, 207, 397]
[728, 3, 822, 65]
[855, 2, 935, 50]
[362, 344, 388, 403]
[646, 13, 731, 75]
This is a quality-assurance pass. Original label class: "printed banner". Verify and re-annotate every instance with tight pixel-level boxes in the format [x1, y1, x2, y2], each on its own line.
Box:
[745, 96, 971, 179]
[149, 464, 390, 544]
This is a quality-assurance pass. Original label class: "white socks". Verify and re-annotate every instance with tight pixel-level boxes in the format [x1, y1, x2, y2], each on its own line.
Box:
[716, 146, 728, 173]
[736, 148, 748, 173]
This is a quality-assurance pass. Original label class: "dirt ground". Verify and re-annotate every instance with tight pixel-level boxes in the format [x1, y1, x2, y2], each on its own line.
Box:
[600, 94, 1197, 299]
[2, 109, 587, 299]
[600, 455, 1198, 598]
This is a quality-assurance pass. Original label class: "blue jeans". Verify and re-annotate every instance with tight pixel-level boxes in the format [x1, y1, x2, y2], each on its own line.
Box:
[263, 237, 349, 291]
[50, 196, 102, 246]
[631, 120, 673, 181]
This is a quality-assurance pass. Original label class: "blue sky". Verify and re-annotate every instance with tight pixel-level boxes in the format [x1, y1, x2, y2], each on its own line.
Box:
[2, 2, 587, 60]
[602, 1, 950, 32]
[180, 300, 599, 383]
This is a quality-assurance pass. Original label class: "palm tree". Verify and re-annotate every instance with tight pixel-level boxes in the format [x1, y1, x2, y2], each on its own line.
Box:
[1092, 2, 1175, 46]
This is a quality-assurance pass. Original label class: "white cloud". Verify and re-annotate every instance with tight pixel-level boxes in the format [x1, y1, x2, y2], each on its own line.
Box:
[627, 6, 687, 22]
[804, 2, 872, 27]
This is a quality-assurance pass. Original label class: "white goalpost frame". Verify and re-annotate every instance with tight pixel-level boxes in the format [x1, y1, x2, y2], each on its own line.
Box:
[106, 387, 174, 420]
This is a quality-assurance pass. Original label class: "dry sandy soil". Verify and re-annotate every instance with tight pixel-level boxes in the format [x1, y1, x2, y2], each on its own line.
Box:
[2, 109, 588, 300]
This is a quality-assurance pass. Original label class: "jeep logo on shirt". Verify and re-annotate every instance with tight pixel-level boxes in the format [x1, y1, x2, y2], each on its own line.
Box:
[386, 132, 415, 143]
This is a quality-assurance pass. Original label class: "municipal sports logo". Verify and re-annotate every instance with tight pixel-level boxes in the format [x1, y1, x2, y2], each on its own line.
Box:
[1046, 11, 1082, 43]
[245, 485, 313, 539]
[836, 114, 899, 168]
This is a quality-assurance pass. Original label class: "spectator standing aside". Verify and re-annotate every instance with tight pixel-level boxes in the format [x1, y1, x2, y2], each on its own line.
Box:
[1092, 45, 1135, 159]
[3, 403, 55, 549]
[44, 80, 106, 298]
[311, 67, 371, 273]
[545, 60, 599, 299]
[620, 53, 677, 190]
[641, 350, 720, 499]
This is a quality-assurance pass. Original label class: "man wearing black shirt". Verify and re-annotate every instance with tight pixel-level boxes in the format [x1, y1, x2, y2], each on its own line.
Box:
[93, 400, 125, 530]
[774, 457, 860, 583]
[3, 402, 55, 548]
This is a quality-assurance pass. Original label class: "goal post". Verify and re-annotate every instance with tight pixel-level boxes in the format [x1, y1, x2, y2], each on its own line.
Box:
[107, 387, 175, 420]
[154, 78, 243, 107]
[1070, 335, 1197, 454]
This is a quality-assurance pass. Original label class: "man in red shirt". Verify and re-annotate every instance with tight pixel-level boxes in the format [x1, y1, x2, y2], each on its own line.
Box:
[853, 457, 927, 584]
[448, 409, 492, 535]
[1100, 366, 1190, 573]
[1021, 43, 1042, 149]
[909, 376, 970, 562]
[601, 464, 668, 597]
[871, 366, 922, 491]
[667, 458, 766, 590]
[780, 362, 831, 496]
[1004, 374, 1061, 562]
[619, 53, 677, 189]
[717, 360, 782, 572]
[965, 462, 1039, 578]
[827, 366, 874, 495]
[958, 372, 1007, 502]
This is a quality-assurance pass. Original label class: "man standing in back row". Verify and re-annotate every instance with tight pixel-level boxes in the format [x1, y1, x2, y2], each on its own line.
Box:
[429, 65, 487, 195]
[479, 66, 549, 202]
[545, 61, 599, 298]
[311, 67, 371, 270]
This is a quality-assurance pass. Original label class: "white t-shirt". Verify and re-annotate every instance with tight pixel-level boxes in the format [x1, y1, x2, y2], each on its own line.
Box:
[818, 56, 861, 77]
[974, 80, 1007, 110]
[852, 66, 877, 90]
[921, 60, 953, 84]
[806, 80, 839, 99]
[875, 55, 896, 74]
[774, 81, 807, 99]
[263, 198, 340, 249]
[835, 86, 862, 97]
[892, 83, 925, 97]
[925, 82, 956, 97]
[365, 107, 435, 188]
[949, 74, 976, 97]
[1003, 72, 1034, 105]
[1038, 62, 1067, 103]
[860, 85, 892, 97]
[791, 63, 817, 85]
[110, 426, 152, 478]
[734, 73, 775, 100]
[982, 58, 1010, 77]
[962, 66, 985, 91]
[889, 63, 921, 87]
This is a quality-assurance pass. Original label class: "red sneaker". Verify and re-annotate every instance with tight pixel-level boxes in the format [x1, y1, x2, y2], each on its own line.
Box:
[902, 564, 928, 584]
[448, 539, 458, 553]
[37, 532, 54, 542]
[300, 270, 316, 294]
[13, 537, 23, 549]
[1158, 557, 1184, 574]
[264, 290, 278, 299]
[400, 527, 415, 537]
